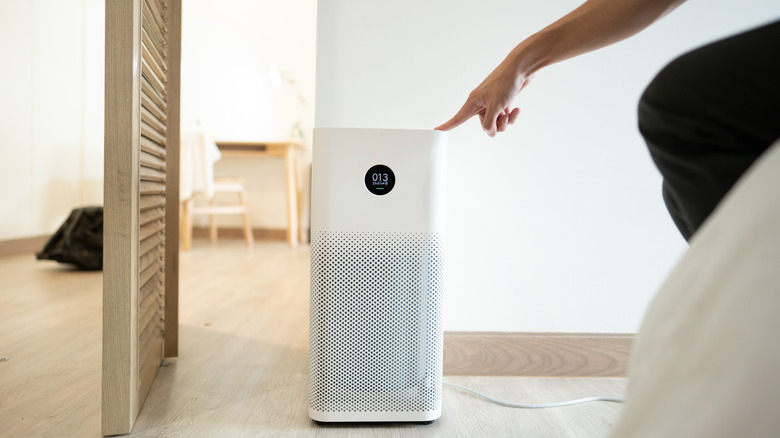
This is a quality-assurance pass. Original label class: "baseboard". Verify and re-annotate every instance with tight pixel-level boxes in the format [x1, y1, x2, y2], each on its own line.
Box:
[0, 235, 51, 259]
[191, 227, 289, 242]
[1, 228, 303, 257]
[443, 332, 633, 377]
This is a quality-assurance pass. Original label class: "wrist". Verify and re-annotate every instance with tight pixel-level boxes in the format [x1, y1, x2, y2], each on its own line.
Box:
[505, 33, 552, 86]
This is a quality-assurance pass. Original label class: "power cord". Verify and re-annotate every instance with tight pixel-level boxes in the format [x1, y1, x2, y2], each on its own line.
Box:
[444, 382, 624, 409]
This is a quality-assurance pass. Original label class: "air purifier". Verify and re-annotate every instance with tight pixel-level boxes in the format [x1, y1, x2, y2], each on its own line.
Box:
[309, 127, 447, 423]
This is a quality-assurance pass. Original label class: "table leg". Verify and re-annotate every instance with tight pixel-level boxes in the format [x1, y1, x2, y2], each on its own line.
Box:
[181, 198, 193, 251]
[297, 162, 306, 244]
[285, 146, 299, 247]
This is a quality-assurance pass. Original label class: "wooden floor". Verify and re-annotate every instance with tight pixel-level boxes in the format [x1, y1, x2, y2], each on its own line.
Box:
[0, 239, 626, 437]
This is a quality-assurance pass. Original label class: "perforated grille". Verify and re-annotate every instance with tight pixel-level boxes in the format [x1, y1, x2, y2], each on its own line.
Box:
[309, 231, 444, 414]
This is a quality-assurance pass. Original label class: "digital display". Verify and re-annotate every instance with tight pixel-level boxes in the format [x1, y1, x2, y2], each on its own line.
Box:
[365, 164, 395, 195]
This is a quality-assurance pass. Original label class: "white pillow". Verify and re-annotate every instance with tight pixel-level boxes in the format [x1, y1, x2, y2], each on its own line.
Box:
[611, 139, 780, 438]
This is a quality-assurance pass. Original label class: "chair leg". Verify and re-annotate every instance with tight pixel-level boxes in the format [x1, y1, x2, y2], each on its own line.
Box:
[238, 188, 254, 246]
[208, 196, 218, 242]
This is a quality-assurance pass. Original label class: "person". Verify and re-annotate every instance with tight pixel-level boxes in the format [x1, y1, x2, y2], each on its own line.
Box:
[435, 0, 780, 241]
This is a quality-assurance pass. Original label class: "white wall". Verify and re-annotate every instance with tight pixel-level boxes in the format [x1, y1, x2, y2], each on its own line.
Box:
[181, 0, 317, 230]
[0, 0, 316, 239]
[315, 0, 780, 332]
[0, 0, 104, 241]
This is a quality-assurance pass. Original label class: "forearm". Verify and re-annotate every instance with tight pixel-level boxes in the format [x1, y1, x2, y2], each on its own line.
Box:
[436, 0, 687, 134]
[507, 0, 686, 78]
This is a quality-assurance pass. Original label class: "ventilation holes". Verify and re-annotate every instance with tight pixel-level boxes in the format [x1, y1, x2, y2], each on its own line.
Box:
[309, 231, 444, 413]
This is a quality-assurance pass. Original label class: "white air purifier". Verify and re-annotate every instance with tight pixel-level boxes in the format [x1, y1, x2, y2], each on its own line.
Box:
[308, 127, 447, 423]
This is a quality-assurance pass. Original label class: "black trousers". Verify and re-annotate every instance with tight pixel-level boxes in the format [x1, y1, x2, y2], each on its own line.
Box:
[639, 19, 780, 241]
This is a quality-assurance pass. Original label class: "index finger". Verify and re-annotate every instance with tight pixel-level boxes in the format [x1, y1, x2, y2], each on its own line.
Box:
[435, 101, 480, 131]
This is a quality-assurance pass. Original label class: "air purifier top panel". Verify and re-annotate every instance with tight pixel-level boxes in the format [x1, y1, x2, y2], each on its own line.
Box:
[312, 128, 447, 234]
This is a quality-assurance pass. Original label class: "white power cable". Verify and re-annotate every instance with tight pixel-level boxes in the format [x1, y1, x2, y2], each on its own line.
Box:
[444, 382, 624, 409]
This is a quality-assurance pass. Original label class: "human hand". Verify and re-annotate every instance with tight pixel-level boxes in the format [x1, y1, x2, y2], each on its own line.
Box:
[436, 66, 532, 137]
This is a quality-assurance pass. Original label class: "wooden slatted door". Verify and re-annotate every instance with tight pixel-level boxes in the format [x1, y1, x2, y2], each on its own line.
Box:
[102, 0, 181, 435]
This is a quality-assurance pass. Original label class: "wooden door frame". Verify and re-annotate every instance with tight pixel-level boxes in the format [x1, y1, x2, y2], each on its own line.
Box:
[164, 0, 181, 358]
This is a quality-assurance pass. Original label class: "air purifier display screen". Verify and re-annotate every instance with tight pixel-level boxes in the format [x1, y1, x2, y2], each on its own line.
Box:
[365, 164, 395, 195]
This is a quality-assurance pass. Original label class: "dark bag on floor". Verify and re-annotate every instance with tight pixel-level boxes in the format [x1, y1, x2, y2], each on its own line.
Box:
[36, 206, 103, 270]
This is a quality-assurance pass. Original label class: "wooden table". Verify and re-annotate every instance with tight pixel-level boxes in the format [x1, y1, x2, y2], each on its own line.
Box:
[215, 141, 304, 247]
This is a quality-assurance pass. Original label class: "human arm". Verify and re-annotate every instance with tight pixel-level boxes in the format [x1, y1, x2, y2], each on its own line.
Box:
[435, 0, 687, 136]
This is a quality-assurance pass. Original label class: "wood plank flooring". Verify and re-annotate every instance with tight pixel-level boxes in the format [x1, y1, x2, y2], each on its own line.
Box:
[0, 252, 103, 437]
[0, 239, 626, 437]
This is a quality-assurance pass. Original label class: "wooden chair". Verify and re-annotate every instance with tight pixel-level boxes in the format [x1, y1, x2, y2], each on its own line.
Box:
[181, 177, 254, 250]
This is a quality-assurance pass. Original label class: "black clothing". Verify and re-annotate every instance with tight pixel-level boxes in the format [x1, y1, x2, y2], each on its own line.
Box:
[639, 19, 780, 241]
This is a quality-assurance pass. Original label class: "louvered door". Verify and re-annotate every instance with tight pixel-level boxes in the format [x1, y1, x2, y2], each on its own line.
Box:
[102, 0, 181, 435]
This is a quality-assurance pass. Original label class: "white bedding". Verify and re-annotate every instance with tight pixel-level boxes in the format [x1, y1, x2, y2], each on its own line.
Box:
[611, 139, 780, 437]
